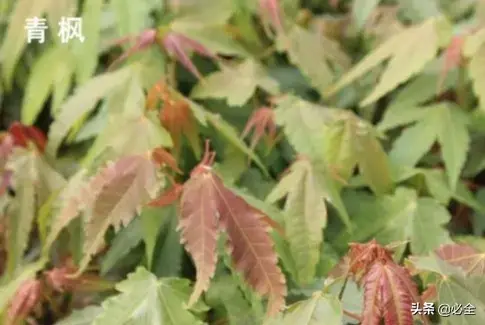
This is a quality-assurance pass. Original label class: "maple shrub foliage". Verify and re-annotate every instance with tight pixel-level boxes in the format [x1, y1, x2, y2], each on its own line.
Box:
[2, 0, 485, 324]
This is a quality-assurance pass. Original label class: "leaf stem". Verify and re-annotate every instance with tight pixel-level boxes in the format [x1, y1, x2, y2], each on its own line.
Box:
[343, 309, 362, 322]
[337, 274, 349, 300]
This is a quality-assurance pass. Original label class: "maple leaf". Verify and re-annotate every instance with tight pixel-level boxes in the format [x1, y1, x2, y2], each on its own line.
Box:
[6, 122, 46, 153]
[0, 123, 48, 197]
[44, 257, 113, 293]
[259, 0, 285, 38]
[435, 243, 485, 276]
[362, 261, 417, 325]
[74, 155, 159, 275]
[381, 102, 469, 191]
[147, 80, 201, 157]
[109, 28, 216, 80]
[345, 240, 422, 325]
[179, 147, 219, 307]
[266, 157, 327, 284]
[438, 35, 465, 92]
[326, 17, 449, 106]
[151, 147, 182, 174]
[149, 182, 183, 207]
[162, 31, 218, 79]
[241, 107, 278, 152]
[6, 278, 42, 325]
[179, 141, 287, 315]
[107, 29, 158, 70]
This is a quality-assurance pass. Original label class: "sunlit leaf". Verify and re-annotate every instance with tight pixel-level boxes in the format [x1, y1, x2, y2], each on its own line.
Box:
[266, 158, 327, 284]
[326, 17, 449, 106]
[191, 59, 279, 106]
[55, 306, 103, 325]
[179, 145, 287, 315]
[435, 243, 485, 276]
[76, 155, 160, 274]
[281, 291, 342, 325]
[92, 267, 206, 325]
[47, 66, 134, 155]
[384, 103, 470, 190]
[0, 0, 54, 88]
[21, 46, 74, 125]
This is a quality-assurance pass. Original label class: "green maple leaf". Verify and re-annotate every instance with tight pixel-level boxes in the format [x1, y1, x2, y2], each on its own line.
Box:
[81, 75, 172, 166]
[21, 46, 75, 125]
[273, 95, 332, 161]
[205, 275, 260, 325]
[323, 111, 393, 195]
[4, 147, 65, 276]
[191, 59, 279, 106]
[266, 159, 328, 284]
[0, 0, 55, 88]
[55, 306, 103, 325]
[276, 25, 351, 93]
[379, 102, 470, 191]
[326, 16, 451, 106]
[92, 267, 207, 325]
[281, 292, 342, 325]
[47, 66, 135, 156]
[408, 254, 485, 325]
[340, 187, 452, 255]
[464, 28, 485, 112]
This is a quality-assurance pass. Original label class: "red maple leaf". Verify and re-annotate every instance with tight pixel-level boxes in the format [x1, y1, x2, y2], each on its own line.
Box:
[161, 31, 217, 79]
[435, 243, 485, 276]
[241, 106, 278, 152]
[259, 0, 285, 38]
[339, 240, 426, 325]
[147, 80, 200, 157]
[6, 279, 42, 325]
[362, 261, 417, 325]
[149, 182, 183, 207]
[151, 147, 182, 174]
[179, 140, 286, 315]
[107, 29, 158, 70]
[438, 35, 465, 92]
[44, 257, 112, 293]
[7, 122, 46, 152]
[109, 28, 217, 80]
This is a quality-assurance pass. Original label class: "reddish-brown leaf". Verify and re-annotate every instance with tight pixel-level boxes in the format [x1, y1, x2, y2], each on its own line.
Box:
[74, 155, 159, 275]
[7, 122, 46, 152]
[151, 147, 182, 174]
[362, 261, 417, 325]
[7, 279, 42, 325]
[438, 35, 465, 92]
[179, 141, 286, 315]
[149, 182, 183, 207]
[348, 239, 394, 281]
[241, 107, 278, 152]
[108, 29, 158, 70]
[215, 181, 287, 316]
[147, 80, 200, 157]
[0, 134, 14, 164]
[421, 284, 437, 302]
[435, 243, 485, 276]
[160, 98, 200, 157]
[161, 31, 217, 79]
[259, 0, 285, 38]
[45, 258, 113, 292]
[179, 156, 219, 307]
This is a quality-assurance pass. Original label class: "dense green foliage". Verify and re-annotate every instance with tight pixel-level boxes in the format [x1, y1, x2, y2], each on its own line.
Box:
[1, 0, 485, 324]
